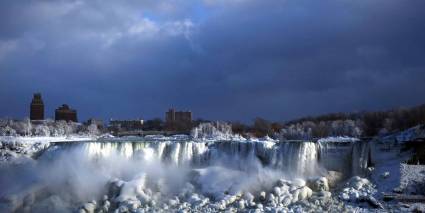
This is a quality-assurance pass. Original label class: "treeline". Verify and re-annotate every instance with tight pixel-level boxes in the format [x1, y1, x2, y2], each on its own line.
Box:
[142, 104, 425, 139]
[230, 104, 425, 139]
[0, 119, 101, 137]
[287, 104, 425, 137]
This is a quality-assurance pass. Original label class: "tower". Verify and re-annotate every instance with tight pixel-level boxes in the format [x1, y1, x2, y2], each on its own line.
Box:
[30, 93, 44, 120]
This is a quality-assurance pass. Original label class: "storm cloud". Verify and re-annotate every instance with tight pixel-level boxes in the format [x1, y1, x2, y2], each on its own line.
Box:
[0, 0, 424, 122]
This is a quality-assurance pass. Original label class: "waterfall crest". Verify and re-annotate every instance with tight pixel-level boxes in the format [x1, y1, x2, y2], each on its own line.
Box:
[42, 138, 371, 178]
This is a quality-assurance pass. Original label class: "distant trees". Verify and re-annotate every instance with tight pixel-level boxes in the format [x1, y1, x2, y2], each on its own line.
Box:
[253, 117, 273, 137]
[0, 119, 102, 137]
[281, 104, 425, 139]
[231, 122, 248, 136]
[87, 123, 100, 135]
[279, 119, 363, 140]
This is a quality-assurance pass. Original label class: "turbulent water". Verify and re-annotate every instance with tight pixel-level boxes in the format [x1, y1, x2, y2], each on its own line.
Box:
[0, 136, 372, 212]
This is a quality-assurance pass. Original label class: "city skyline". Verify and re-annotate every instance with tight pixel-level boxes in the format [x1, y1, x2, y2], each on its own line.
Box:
[0, 1, 424, 122]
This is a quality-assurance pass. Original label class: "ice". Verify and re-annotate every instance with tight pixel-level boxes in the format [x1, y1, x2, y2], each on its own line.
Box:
[399, 164, 425, 194]
[317, 136, 360, 143]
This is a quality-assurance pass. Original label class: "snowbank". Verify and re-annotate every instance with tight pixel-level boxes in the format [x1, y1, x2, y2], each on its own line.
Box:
[0, 136, 94, 163]
[399, 164, 425, 195]
[380, 125, 425, 144]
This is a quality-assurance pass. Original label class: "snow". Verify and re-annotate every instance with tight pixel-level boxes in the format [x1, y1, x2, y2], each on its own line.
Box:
[317, 136, 360, 143]
[380, 124, 425, 144]
[0, 135, 94, 163]
[339, 176, 377, 202]
[399, 164, 425, 194]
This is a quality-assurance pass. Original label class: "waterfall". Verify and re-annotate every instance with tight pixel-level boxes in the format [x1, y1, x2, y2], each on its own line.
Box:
[351, 141, 371, 175]
[40, 139, 371, 178]
[318, 140, 371, 176]
[318, 141, 353, 174]
[269, 142, 319, 177]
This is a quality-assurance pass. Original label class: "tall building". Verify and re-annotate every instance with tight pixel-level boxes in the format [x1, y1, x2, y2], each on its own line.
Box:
[30, 93, 44, 120]
[165, 108, 192, 131]
[55, 104, 78, 122]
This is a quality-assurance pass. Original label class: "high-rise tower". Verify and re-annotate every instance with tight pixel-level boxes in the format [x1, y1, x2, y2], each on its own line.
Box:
[30, 93, 44, 120]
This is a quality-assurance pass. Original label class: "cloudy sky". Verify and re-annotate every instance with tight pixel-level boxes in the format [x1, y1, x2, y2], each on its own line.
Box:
[0, 0, 424, 122]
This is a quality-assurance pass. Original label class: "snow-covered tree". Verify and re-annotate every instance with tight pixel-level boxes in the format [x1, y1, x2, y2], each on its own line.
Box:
[0, 125, 17, 136]
[34, 125, 51, 136]
[87, 123, 100, 136]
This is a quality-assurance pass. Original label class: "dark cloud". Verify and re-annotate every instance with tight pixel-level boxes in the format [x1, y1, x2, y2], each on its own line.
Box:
[0, 0, 424, 122]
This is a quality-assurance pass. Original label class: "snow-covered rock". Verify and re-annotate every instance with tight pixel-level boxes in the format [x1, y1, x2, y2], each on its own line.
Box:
[339, 176, 380, 208]
[399, 164, 425, 195]
[307, 177, 329, 192]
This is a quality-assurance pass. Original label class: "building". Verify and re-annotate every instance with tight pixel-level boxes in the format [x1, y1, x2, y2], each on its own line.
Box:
[165, 108, 192, 131]
[109, 119, 144, 131]
[55, 104, 78, 122]
[30, 93, 44, 120]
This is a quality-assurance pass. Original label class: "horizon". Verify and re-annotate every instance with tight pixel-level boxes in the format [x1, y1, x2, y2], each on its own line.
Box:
[1, 0, 425, 123]
[2, 91, 424, 125]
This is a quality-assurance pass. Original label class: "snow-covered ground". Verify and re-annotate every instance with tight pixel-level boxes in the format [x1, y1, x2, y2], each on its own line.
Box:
[400, 164, 425, 195]
[0, 135, 94, 163]
[380, 124, 425, 144]
[0, 135, 94, 143]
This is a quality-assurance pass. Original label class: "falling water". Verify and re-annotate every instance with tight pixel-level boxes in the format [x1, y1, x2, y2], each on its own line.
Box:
[41, 138, 370, 178]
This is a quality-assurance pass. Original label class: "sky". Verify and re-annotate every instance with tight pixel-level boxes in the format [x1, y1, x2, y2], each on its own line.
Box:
[0, 0, 424, 123]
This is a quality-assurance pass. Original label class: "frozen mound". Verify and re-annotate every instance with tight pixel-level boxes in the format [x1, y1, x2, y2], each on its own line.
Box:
[0, 137, 51, 163]
[339, 176, 383, 209]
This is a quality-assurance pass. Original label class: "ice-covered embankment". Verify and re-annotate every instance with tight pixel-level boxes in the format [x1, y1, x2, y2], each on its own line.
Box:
[0, 136, 93, 163]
